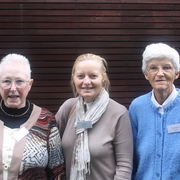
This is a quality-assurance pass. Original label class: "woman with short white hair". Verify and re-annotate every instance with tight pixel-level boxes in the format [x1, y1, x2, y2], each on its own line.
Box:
[0, 53, 65, 179]
[129, 43, 180, 180]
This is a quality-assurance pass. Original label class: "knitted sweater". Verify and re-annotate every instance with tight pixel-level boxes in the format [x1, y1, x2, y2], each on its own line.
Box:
[129, 89, 180, 180]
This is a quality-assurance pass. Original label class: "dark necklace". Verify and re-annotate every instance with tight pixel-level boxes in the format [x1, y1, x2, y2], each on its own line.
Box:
[0, 100, 30, 117]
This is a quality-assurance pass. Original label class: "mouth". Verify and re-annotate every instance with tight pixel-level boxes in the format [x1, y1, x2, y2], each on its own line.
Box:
[8, 95, 19, 98]
[82, 87, 93, 90]
[155, 79, 165, 82]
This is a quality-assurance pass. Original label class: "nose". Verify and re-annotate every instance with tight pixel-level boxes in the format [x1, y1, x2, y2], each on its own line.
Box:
[156, 68, 165, 76]
[83, 76, 91, 84]
[10, 82, 17, 91]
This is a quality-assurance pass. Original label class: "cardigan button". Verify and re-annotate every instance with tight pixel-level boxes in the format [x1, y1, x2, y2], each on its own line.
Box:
[157, 132, 161, 137]
[157, 154, 161, 158]
[156, 172, 160, 177]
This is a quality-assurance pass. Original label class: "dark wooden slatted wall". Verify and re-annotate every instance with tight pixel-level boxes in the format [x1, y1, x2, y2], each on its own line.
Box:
[0, 0, 180, 113]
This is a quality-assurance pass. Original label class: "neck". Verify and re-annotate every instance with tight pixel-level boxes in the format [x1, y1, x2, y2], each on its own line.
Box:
[0, 100, 30, 117]
[154, 89, 172, 105]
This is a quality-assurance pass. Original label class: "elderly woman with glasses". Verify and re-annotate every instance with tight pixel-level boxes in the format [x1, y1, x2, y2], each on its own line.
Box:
[0, 53, 65, 179]
[129, 43, 180, 180]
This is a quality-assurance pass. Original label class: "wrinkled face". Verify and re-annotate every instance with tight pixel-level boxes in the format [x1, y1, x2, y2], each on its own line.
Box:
[0, 62, 33, 109]
[73, 59, 104, 103]
[144, 58, 179, 95]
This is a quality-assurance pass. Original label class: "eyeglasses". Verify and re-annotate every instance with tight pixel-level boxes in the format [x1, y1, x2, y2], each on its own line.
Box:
[147, 65, 174, 73]
[0, 79, 30, 89]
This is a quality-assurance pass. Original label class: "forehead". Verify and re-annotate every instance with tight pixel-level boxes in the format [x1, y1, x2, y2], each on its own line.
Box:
[75, 59, 102, 70]
[147, 57, 174, 65]
[0, 62, 28, 79]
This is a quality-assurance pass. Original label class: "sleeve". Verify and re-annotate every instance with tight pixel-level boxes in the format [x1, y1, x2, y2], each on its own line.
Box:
[114, 110, 133, 180]
[46, 112, 65, 180]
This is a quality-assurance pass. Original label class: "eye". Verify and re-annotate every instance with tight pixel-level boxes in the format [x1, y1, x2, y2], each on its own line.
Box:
[2, 79, 11, 84]
[149, 66, 158, 71]
[77, 75, 84, 79]
[16, 79, 25, 85]
[148, 66, 158, 72]
[90, 74, 98, 79]
[162, 66, 172, 71]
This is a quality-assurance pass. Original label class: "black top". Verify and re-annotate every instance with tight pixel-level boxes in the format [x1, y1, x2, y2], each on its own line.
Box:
[0, 100, 33, 128]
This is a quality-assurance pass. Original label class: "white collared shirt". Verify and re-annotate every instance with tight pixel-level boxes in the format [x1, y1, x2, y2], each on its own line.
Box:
[151, 85, 178, 114]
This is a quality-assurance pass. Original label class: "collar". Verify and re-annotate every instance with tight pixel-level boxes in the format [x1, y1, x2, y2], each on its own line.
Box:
[151, 85, 178, 113]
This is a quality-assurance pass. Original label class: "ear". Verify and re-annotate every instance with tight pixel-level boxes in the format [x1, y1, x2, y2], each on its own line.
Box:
[28, 79, 34, 90]
[143, 72, 149, 80]
[175, 72, 180, 80]
[102, 78, 106, 87]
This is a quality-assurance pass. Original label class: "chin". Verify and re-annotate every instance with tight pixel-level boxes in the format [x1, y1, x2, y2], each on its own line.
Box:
[81, 93, 92, 97]
[7, 102, 20, 108]
[154, 87, 168, 92]
[84, 96, 96, 103]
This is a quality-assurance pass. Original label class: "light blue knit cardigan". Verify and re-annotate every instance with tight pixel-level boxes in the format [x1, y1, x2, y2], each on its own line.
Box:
[129, 89, 180, 180]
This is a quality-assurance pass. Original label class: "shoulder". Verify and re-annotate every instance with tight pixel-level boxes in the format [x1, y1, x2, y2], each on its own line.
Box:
[130, 92, 151, 108]
[128, 92, 153, 124]
[103, 99, 131, 130]
[34, 107, 56, 123]
[62, 97, 78, 107]
[105, 99, 128, 118]
[176, 88, 180, 96]
[108, 99, 127, 111]
[40, 107, 54, 117]
[55, 97, 78, 121]
[31, 105, 57, 131]
[31, 104, 55, 122]
[57, 97, 78, 112]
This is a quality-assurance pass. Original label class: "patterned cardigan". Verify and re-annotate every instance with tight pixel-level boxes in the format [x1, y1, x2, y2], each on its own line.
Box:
[0, 104, 65, 180]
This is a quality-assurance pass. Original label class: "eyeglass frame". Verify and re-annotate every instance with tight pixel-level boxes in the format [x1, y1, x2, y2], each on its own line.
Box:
[146, 64, 175, 73]
[0, 79, 30, 89]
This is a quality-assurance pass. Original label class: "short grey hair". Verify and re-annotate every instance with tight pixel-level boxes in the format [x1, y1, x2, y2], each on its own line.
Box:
[142, 43, 180, 73]
[0, 53, 32, 78]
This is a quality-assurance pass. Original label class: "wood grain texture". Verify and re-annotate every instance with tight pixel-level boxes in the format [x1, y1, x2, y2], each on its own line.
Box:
[0, 0, 179, 113]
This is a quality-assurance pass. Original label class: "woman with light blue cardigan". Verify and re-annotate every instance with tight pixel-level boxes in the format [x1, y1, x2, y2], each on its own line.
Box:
[129, 43, 180, 180]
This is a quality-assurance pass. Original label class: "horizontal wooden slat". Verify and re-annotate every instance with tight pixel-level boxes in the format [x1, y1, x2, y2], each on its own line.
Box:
[1, 23, 180, 29]
[0, 0, 179, 3]
[1, 41, 180, 49]
[0, 3, 180, 10]
[1, 16, 180, 23]
[0, 35, 180, 42]
[1, 29, 180, 36]
[0, 48, 147, 56]
[0, 10, 180, 17]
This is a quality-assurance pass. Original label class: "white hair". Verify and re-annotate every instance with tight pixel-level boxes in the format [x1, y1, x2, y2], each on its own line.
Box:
[142, 43, 180, 73]
[0, 53, 31, 78]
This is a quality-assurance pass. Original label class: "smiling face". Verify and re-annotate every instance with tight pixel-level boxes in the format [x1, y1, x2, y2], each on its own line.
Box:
[73, 59, 104, 103]
[0, 62, 33, 109]
[144, 58, 179, 97]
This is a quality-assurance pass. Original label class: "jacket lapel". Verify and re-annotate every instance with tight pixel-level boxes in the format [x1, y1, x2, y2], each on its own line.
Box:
[7, 104, 41, 180]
